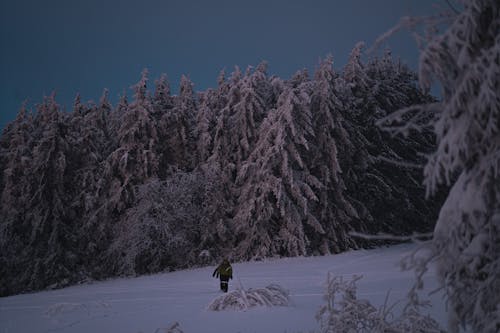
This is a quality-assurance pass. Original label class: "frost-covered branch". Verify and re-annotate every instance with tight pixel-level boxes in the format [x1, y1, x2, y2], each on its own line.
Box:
[349, 231, 433, 242]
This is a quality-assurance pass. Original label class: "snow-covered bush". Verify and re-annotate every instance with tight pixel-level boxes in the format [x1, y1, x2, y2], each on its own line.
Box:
[316, 274, 442, 333]
[207, 283, 291, 311]
[107, 170, 209, 275]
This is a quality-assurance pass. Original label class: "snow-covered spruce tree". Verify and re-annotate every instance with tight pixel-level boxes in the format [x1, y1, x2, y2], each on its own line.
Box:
[339, 43, 442, 237]
[380, 1, 500, 331]
[233, 62, 270, 164]
[101, 69, 159, 215]
[0, 104, 35, 296]
[98, 71, 163, 273]
[108, 91, 129, 137]
[152, 73, 176, 179]
[153, 73, 173, 117]
[210, 66, 244, 171]
[343, 42, 371, 106]
[234, 81, 341, 259]
[308, 56, 363, 253]
[0, 103, 33, 213]
[366, 51, 443, 235]
[193, 69, 233, 165]
[194, 90, 217, 164]
[334, 44, 377, 230]
[158, 75, 196, 172]
[65, 91, 112, 273]
[3, 94, 81, 294]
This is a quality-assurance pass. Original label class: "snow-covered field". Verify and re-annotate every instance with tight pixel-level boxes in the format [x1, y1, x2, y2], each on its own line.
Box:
[0, 243, 447, 333]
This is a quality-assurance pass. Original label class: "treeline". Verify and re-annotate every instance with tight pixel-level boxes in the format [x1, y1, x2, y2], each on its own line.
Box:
[0, 44, 443, 296]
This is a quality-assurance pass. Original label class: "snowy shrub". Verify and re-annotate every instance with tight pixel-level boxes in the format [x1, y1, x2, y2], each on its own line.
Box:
[316, 274, 442, 333]
[207, 283, 291, 311]
[108, 171, 208, 275]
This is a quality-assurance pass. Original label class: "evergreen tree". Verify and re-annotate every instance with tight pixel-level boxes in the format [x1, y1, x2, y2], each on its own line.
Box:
[7, 95, 78, 293]
[381, 1, 500, 331]
[234, 84, 323, 259]
[153, 73, 173, 116]
[194, 90, 216, 163]
[310, 56, 362, 253]
[0, 54, 444, 296]
[159, 75, 196, 171]
[0, 103, 34, 295]
[102, 69, 158, 214]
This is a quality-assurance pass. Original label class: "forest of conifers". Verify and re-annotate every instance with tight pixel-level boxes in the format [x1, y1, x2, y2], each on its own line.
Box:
[0, 45, 444, 296]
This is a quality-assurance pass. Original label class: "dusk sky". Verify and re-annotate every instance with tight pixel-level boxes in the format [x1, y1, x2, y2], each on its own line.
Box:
[0, 0, 442, 130]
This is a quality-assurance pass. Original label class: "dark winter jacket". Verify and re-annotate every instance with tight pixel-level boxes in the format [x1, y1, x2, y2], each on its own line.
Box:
[213, 260, 233, 280]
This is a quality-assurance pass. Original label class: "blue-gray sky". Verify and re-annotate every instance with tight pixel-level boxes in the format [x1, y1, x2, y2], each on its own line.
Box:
[0, 0, 442, 130]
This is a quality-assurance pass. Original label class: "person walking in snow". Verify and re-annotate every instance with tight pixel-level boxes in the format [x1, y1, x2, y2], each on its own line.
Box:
[212, 258, 232, 292]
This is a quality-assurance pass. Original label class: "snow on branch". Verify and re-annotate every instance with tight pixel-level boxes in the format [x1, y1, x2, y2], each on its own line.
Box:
[374, 156, 424, 170]
[369, 11, 455, 55]
[349, 231, 433, 242]
[376, 102, 440, 137]
[207, 283, 291, 311]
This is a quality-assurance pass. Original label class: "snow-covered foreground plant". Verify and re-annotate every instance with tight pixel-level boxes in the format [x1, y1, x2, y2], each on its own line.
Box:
[207, 283, 291, 311]
[377, 0, 500, 331]
[316, 273, 442, 333]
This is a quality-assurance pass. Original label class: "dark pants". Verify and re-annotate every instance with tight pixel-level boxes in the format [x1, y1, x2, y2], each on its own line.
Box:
[220, 276, 229, 292]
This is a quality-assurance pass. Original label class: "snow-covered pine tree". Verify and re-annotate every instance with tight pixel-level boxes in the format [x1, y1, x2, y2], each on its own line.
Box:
[98, 70, 165, 275]
[194, 90, 216, 163]
[309, 56, 361, 253]
[380, 1, 500, 331]
[234, 82, 324, 259]
[72, 93, 85, 116]
[340, 43, 440, 237]
[102, 69, 159, 214]
[9, 94, 79, 293]
[337, 44, 382, 234]
[210, 66, 244, 171]
[109, 91, 129, 137]
[223, 63, 269, 167]
[0, 103, 35, 296]
[343, 42, 370, 101]
[152, 74, 175, 179]
[0, 103, 33, 210]
[153, 73, 173, 117]
[159, 75, 196, 171]
[66, 90, 112, 270]
[364, 51, 441, 235]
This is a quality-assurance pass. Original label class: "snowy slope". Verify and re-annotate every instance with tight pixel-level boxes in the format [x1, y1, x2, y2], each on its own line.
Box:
[0, 244, 447, 333]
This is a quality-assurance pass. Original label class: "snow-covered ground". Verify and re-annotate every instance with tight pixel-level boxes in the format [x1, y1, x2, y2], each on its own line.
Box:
[0, 243, 447, 333]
